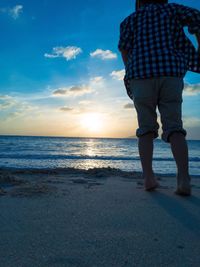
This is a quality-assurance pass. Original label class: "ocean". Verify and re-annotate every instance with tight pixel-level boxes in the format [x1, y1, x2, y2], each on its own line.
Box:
[0, 135, 199, 176]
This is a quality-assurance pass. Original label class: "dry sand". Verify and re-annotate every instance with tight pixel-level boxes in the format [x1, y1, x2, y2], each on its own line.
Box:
[0, 167, 200, 267]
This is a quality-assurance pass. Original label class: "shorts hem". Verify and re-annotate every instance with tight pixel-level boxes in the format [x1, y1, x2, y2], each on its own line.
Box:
[136, 130, 159, 139]
[162, 129, 187, 143]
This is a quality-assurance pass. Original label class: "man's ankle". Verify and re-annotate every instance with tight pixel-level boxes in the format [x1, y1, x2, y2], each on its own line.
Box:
[177, 172, 190, 180]
[142, 170, 155, 179]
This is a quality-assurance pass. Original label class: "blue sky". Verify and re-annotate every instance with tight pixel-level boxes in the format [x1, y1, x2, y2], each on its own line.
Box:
[0, 0, 200, 139]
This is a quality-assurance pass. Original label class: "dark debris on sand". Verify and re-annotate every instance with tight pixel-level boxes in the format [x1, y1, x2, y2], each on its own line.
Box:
[0, 169, 25, 185]
[0, 168, 57, 198]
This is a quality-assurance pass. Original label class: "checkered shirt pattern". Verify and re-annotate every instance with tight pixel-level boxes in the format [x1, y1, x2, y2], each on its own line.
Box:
[118, 3, 200, 99]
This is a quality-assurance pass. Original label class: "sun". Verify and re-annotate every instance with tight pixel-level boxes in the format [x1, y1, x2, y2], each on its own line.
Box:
[80, 113, 103, 132]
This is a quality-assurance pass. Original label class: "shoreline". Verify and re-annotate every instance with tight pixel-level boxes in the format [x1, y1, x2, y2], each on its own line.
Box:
[0, 166, 200, 177]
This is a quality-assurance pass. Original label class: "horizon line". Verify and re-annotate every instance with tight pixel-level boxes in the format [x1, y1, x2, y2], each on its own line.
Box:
[0, 134, 199, 141]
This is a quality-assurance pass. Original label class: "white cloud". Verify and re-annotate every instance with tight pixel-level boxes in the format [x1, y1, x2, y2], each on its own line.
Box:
[53, 76, 104, 99]
[44, 46, 82, 61]
[90, 49, 117, 60]
[183, 82, 200, 96]
[10, 5, 23, 19]
[110, 69, 125, 81]
[53, 85, 93, 97]
[0, 95, 11, 100]
[183, 117, 200, 127]
[7, 111, 23, 119]
[79, 100, 92, 106]
[0, 94, 40, 121]
[90, 76, 104, 84]
[0, 95, 17, 110]
[0, 5, 23, 19]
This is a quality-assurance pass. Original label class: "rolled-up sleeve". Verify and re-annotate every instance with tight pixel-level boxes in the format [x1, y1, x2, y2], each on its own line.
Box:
[175, 4, 200, 35]
[118, 17, 133, 51]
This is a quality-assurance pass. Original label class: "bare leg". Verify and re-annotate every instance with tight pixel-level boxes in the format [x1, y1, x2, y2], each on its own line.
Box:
[169, 132, 191, 196]
[138, 133, 159, 191]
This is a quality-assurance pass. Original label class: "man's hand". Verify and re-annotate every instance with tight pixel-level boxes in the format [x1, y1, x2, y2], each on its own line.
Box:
[120, 50, 128, 67]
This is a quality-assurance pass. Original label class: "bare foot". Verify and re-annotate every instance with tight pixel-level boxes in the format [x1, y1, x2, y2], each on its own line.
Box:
[144, 177, 160, 191]
[175, 187, 191, 196]
[175, 175, 191, 196]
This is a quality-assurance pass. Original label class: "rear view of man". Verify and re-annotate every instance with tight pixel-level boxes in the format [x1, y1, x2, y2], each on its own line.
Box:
[118, 0, 200, 195]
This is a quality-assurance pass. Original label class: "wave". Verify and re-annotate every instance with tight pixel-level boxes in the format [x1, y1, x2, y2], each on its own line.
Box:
[0, 154, 199, 162]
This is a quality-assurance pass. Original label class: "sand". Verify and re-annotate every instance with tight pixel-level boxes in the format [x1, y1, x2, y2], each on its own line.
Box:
[0, 167, 200, 267]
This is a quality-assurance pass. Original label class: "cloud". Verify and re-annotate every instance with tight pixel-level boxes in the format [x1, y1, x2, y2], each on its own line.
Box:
[79, 100, 92, 106]
[52, 76, 103, 99]
[53, 86, 93, 97]
[90, 76, 104, 84]
[90, 49, 117, 60]
[0, 5, 23, 19]
[0, 95, 17, 110]
[183, 82, 200, 96]
[183, 116, 200, 127]
[124, 103, 134, 109]
[10, 5, 23, 19]
[110, 69, 125, 81]
[59, 104, 99, 115]
[44, 46, 82, 61]
[0, 101, 13, 110]
[59, 107, 74, 112]
[7, 111, 23, 119]
[0, 95, 11, 100]
[0, 94, 41, 122]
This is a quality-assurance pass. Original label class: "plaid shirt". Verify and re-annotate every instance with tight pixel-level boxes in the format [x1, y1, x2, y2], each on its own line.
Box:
[118, 3, 200, 99]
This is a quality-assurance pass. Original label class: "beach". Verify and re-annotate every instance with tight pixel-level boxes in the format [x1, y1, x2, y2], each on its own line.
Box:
[1, 0, 200, 265]
[0, 167, 200, 267]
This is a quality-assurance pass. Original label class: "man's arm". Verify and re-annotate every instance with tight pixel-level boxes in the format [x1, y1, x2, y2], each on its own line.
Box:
[120, 49, 128, 67]
[196, 33, 200, 56]
[175, 4, 200, 35]
[118, 17, 133, 66]
[175, 4, 200, 58]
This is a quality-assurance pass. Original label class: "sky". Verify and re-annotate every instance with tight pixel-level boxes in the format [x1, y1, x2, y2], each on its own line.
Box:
[0, 0, 200, 139]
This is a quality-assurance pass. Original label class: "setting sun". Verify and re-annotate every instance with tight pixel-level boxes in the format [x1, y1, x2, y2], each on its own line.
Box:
[80, 113, 104, 132]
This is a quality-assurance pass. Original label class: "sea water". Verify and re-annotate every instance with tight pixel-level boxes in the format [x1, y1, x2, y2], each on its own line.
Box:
[0, 136, 199, 176]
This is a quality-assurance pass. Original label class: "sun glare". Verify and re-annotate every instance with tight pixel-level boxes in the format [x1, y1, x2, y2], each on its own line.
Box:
[80, 113, 103, 132]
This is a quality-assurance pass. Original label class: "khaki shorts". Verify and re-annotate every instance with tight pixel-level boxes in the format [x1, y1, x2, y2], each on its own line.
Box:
[130, 76, 187, 142]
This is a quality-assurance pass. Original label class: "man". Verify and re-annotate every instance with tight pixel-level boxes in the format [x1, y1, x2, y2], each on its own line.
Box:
[118, 0, 200, 195]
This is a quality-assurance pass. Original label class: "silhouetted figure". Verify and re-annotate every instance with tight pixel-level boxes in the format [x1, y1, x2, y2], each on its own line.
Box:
[118, 0, 200, 195]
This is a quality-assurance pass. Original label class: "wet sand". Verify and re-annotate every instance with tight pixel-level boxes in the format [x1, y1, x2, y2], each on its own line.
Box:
[0, 167, 200, 267]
